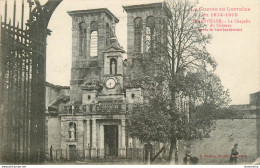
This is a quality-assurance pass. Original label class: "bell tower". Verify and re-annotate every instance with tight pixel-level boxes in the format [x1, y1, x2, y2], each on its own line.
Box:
[68, 9, 119, 104]
[123, 2, 166, 78]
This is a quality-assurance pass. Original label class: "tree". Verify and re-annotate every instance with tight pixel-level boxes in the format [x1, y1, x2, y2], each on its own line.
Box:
[127, 0, 230, 164]
[185, 70, 231, 107]
[128, 99, 171, 143]
[185, 70, 232, 126]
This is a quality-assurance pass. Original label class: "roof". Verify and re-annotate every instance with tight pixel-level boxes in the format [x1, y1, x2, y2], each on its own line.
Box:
[51, 95, 70, 106]
[250, 91, 260, 96]
[67, 8, 119, 23]
[46, 81, 70, 89]
[103, 45, 125, 53]
[123, 2, 163, 12]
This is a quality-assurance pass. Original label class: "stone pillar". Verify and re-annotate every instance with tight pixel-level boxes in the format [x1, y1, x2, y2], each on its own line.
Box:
[77, 121, 84, 158]
[91, 118, 97, 158]
[121, 119, 126, 157]
[86, 28, 90, 59]
[128, 137, 133, 148]
[159, 143, 163, 158]
[257, 111, 260, 157]
[118, 125, 121, 151]
[85, 119, 91, 159]
[128, 137, 133, 159]
[142, 22, 146, 53]
[99, 124, 104, 158]
[136, 138, 140, 148]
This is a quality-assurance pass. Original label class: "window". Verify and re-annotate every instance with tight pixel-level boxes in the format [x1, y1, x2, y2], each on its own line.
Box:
[106, 23, 110, 45]
[90, 21, 98, 57]
[131, 93, 135, 99]
[146, 16, 156, 52]
[79, 22, 87, 54]
[68, 122, 76, 141]
[110, 58, 117, 75]
[88, 95, 91, 100]
[134, 17, 143, 53]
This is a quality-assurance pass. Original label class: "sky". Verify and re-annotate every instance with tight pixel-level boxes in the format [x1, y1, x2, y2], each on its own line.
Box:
[1, 0, 259, 105]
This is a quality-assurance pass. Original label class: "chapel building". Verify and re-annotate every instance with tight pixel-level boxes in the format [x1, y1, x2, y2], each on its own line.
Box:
[46, 2, 171, 160]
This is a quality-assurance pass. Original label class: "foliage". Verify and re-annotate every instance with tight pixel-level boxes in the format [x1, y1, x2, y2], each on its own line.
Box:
[128, 99, 171, 143]
[185, 70, 231, 107]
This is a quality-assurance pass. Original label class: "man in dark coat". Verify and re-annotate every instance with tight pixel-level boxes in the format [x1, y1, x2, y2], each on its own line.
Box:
[230, 143, 239, 163]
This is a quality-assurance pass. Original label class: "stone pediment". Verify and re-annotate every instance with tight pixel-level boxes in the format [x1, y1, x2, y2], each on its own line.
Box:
[103, 36, 125, 53]
[103, 45, 125, 53]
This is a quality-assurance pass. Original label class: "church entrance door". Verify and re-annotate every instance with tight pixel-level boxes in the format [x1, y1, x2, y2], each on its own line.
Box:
[104, 125, 118, 157]
[69, 145, 77, 161]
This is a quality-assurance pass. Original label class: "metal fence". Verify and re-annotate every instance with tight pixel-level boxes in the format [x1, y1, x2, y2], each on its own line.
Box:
[0, 0, 61, 163]
[47, 147, 170, 163]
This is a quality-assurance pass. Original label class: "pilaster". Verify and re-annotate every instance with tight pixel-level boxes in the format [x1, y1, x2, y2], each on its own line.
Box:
[120, 119, 126, 157]
[99, 124, 104, 158]
[85, 119, 91, 158]
[91, 118, 97, 158]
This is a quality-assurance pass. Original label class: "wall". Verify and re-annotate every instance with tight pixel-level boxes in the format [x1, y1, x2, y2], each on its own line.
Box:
[257, 112, 260, 157]
[250, 92, 260, 106]
[46, 82, 70, 160]
[250, 91, 260, 157]
[189, 119, 257, 164]
[47, 117, 61, 154]
[45, 82, 70, 109]
[46, 85, 59, 109]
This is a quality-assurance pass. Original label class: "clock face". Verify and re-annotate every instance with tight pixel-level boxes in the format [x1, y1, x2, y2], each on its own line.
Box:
[106, 78, 116, 89]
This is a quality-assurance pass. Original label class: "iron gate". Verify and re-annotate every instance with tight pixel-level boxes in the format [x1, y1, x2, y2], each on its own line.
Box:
[0, 0, 61, 163]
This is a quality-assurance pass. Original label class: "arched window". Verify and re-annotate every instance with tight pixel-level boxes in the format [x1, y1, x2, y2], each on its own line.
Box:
[90, 21, 98, 57]
[131, 93, 135, 99]
[134, 17, 143, 53]
[110, 58, 117, 75]
[106, 23, 110, 45]
[146, 16, 156, 52]
[68, 122, 76, 141]
[79, 22, 87, 54]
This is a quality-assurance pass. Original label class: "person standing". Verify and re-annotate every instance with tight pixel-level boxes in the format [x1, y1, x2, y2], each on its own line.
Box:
[230, 143, 239, 164]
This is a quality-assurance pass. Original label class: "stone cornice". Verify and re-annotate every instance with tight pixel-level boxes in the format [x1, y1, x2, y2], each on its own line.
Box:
[68, 8, 119, 23]
[123, 2, 163, 12]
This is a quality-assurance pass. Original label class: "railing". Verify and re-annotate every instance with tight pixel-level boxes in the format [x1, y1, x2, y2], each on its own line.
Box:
[62, 105, 80, 114]
[47, 147, 170, 163]
[96, 103, 123, 113]
[60, 103, 143, 114]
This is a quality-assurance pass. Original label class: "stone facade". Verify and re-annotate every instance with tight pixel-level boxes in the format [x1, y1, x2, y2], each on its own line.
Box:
[46, 3, 169, 160]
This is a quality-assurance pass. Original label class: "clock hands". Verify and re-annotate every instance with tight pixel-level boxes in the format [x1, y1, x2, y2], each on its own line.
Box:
[106, 78, 115, 88]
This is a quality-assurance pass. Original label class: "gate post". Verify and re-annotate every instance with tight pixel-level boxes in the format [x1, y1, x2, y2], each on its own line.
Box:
[144, 143, 153, 164]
